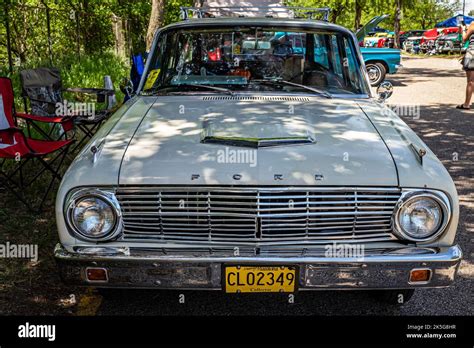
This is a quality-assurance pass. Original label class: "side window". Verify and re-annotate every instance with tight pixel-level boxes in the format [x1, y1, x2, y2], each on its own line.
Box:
[313, 34, 329, 69]
[329, 35, 343, 77]
[342, 37, 362, 91]
[288, 33, 306, 55]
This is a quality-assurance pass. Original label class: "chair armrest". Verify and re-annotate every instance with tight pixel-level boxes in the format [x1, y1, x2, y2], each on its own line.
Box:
[65, 87, 115, 103]
[16, 112, 72, 124]
[65, 87, 115, 96]
[0, 127, 33, 152]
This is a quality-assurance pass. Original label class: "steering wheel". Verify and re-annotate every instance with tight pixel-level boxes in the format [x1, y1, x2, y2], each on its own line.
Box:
[290, 68, 345, 89]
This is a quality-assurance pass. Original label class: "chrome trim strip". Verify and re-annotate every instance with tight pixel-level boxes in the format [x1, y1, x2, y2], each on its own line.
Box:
[55, 243, 462, 264]
[55, 244, 462, 289]
[117, 186, 402, 192]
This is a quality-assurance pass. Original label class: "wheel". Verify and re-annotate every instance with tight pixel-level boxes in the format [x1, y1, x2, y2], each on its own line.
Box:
[366, 62, 386, 87]
[370, 289, 415, 305]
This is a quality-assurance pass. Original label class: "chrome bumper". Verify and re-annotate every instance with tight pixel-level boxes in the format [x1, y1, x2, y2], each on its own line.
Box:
[54, 244, 462, 290]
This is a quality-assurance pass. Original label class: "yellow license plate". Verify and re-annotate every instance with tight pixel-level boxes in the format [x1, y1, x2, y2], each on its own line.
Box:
[225, 266, 296, 293]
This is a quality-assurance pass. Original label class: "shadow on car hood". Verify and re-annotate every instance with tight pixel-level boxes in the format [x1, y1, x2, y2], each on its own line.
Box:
[119, 96, 398, 186]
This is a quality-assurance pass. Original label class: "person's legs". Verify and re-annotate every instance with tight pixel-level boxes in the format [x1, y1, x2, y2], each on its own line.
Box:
[463, 70, 474, 107]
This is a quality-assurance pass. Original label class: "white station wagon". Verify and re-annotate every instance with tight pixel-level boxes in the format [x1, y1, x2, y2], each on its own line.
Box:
[55, 6, 462, 303]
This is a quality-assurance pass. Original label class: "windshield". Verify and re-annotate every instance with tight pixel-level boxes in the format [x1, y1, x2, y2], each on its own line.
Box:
[141, 26, 368, 96]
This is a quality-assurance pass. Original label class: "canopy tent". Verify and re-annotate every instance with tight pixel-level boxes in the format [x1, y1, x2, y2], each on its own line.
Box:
[435, 14, 474, 27]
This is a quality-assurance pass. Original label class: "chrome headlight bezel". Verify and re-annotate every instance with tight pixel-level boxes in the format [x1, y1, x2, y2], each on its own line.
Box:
[64, 188, 122, 242]
[393, 189, 451, 242]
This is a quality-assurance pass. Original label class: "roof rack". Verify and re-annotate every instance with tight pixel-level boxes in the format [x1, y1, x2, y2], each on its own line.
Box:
[180, 6, 331, 21]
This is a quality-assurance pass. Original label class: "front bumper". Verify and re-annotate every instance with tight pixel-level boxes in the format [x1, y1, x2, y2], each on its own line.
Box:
[55, 244, 462, 290]
[394, 64, 403, 71]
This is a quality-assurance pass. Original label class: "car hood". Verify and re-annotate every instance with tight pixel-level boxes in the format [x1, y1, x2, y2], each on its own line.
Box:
[356, 15, 389, 42]
[119, 96, 398, 186]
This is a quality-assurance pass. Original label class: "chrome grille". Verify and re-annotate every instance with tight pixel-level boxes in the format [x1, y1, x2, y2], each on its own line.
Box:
[117, 187, 401, 245]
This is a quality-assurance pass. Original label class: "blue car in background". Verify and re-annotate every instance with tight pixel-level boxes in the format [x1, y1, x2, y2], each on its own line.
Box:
[357, 15, 402, 86]
[361, 46, 401, 86]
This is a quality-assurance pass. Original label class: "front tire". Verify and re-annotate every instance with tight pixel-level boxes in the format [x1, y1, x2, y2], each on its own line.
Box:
[366, 62, 387, 87]
[371, 289, 415, 305]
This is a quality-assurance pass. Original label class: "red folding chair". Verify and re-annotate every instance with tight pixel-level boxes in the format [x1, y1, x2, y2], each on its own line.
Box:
[0, 77, 74, 212]
[16, 111, 75, 141]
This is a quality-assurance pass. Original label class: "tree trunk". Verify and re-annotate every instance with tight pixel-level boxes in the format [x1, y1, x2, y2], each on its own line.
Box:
[146, 0, 165, 51]
[330, 2, 348, 25]
[112, 14, 126, 57]
[354, 0, 363, 31]
[330, 7, 341, 23]
[393, 0, 402, 49]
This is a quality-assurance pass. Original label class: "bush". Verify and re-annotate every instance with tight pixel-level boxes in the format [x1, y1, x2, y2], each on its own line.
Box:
[0, 51, 129, 112]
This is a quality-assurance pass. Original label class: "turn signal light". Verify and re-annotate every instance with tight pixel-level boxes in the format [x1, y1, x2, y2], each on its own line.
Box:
[409, 269, 431, 283]
[85, 267, 108, 282]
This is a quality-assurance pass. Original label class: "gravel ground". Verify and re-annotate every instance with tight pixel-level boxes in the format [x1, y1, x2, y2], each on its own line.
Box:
[0, 56, 472, 316]
[95, 56, 473, 316]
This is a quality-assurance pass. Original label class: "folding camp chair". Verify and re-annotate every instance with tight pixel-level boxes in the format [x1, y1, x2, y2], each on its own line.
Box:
[0, 77, 74, 212]
[19, 68, 116, 151]
[121, 53, 146, 102]
[16, 68, 74, 141]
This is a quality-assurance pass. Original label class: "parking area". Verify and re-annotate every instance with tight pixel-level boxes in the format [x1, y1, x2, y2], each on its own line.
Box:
[0, 56, 472, 316]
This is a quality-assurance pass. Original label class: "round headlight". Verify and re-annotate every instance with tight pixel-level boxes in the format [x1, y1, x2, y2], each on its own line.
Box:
[395, 192, 450, 242]
[66, 190, 121, 241]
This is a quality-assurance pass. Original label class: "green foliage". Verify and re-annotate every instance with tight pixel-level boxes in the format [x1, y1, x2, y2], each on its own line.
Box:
[401, 0, 461, 30]
[60, 52, 129, 101]
[0, 52, 128, 112]
[0, 0, 151, 66]
[1, 0, 463, 69]
[286, 0, 461, 31]
[165, 0, 194, 25]
[0, 0, 463, 109]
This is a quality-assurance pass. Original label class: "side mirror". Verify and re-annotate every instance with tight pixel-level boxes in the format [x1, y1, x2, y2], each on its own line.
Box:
[376, 81, 393, 102]
[119, 77, 134, 98]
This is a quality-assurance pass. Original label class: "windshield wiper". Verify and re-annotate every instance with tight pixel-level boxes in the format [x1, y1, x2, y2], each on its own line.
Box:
[144, 83, 234, 96]
[251, 78, 332, 98]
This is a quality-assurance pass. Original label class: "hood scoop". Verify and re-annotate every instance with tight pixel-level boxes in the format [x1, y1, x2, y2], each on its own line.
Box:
[200, 117, 316, 148]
